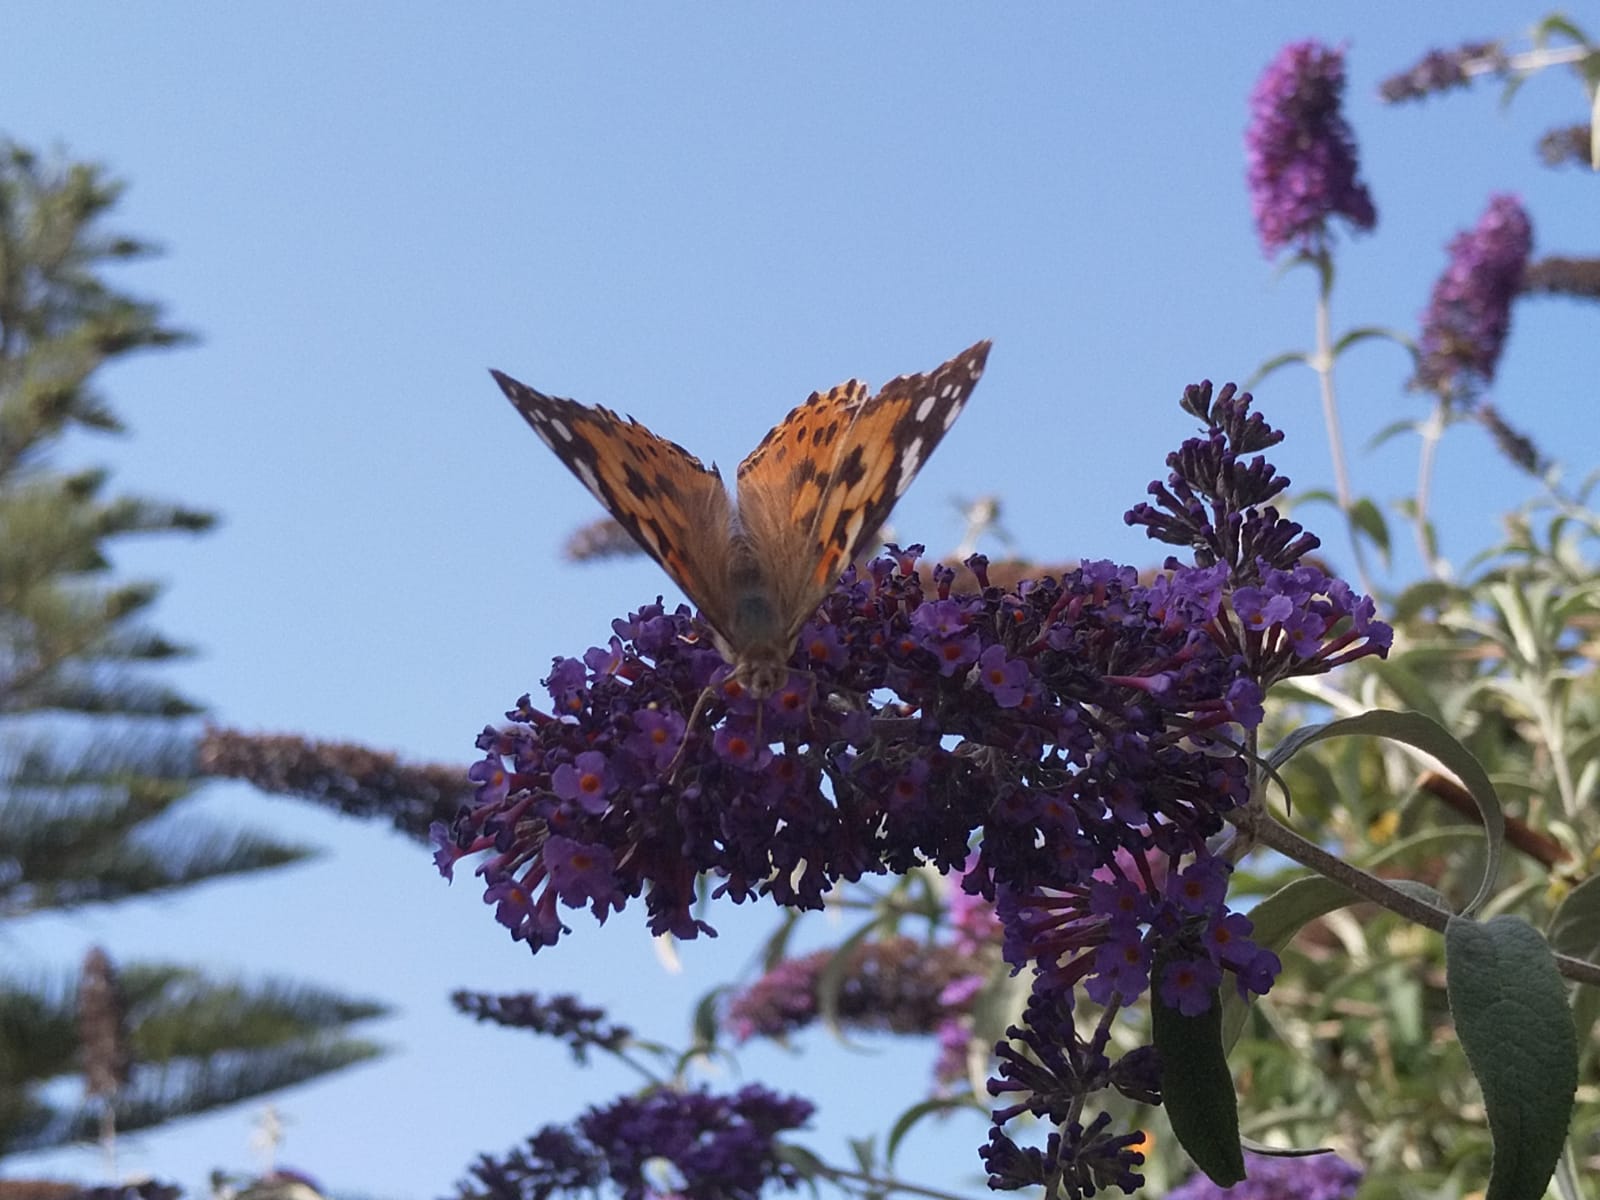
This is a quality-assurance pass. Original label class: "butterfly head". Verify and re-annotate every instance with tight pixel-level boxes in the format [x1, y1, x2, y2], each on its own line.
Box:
[710, 629, 794, 701]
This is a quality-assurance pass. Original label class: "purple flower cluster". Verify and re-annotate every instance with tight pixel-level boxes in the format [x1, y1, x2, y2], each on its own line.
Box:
[456, 1085, 813, 1200]
[437, 547, 1271, 959]
[1167, 1150, 1363, 1200]
[1412, 193, 1533, 406]
[1245, 40, 1377, 258]
[1126, 382, 1392, 686]
[997, 851, 1279, 1017]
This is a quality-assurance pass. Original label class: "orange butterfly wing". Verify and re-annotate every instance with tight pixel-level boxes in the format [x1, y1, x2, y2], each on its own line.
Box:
[491, 369, 739, 635]
[735, 340, 992, 637]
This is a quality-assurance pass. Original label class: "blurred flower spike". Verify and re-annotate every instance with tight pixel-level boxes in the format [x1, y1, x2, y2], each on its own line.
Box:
[1167, 1149, 1363, 1200]
[1245, 40, 1377, 258]
[1412, 193, 1533, 407]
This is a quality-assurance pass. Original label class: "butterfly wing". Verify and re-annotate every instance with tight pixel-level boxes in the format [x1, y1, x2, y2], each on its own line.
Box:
[492, 369, 739, 633]
[735, 340, 991, 637]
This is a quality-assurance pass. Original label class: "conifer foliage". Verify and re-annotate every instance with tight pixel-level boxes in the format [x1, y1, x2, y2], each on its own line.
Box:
[0, 140, 384, 1158]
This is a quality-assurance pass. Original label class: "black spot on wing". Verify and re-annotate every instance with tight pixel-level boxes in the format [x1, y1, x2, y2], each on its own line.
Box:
[833, 446, 868, 489]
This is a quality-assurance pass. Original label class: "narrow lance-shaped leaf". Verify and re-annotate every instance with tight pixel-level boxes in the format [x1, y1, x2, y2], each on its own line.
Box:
[1268, 710, 1504, 916]
[1153, 980, 1243, 1185]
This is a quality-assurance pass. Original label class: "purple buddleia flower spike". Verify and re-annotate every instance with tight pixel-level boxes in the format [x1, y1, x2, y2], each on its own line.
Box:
[1246, 41, 1377, 257]
[1412, 193, 1533, 407]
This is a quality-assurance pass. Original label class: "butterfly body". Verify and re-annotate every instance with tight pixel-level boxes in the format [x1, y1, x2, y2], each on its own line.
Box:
[492, 340, 991, 697]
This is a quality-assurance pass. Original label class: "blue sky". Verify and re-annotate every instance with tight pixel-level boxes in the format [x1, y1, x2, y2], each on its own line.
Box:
[2, 6, 1593, 1198]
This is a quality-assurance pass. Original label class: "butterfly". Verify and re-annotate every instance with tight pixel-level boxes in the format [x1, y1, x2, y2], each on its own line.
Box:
[491, 340, 991, 699]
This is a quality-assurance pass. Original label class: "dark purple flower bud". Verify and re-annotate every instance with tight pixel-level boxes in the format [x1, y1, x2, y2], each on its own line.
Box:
[1412, 193, 1533, 405]
[1245, 41, 1377, 257]
[985, 1036, 1148, 1196]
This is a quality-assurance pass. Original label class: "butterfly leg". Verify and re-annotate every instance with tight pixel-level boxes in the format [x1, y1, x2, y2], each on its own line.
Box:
[666, 683, 718, 781]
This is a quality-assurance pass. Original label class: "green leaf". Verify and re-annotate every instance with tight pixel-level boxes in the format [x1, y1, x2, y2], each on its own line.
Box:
[1548, 873, 1600, 963]
[1294, 487, 1340, 511]
[1445, 915, 1577, 1200]
[758, 909, 802, 970]
[772, 1143, 826, 1197]
[1348, 497, 1391, 560]
[690, 985, 728, 1052]
[1533, 13, 1591, 47]
[1331, 324, 1411, 356]
[1239, 1139, 1336, 1158]
[885, 1095, 973, 1164]
[1267, 710, 1504, 917]
[1369, 416, 1422, 452]
[1387, 577, 1463, 625]
[1551, 873, 1600, 1060]
[1219, 875, 1447, 1051]
[1154, 985, 1243, 1185]
[1246, 350, 1310, 389]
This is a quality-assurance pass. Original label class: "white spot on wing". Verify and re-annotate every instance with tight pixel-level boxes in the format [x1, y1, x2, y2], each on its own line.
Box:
[896, 435, 926, 495]
[550, 419, 575, 442]
[574, 458, 602, 497]
[915, 394, 937, 422]
[941, 402, 963, 431]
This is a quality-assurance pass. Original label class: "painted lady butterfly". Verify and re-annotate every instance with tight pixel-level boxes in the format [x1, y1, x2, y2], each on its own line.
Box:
[491, 340, 991, 697]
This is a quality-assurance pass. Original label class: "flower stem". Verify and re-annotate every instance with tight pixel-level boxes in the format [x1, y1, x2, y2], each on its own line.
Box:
[1230, 804, 1600, 989]
[1311, 252, 1377, 597]
[1413, 398, 1446, 576]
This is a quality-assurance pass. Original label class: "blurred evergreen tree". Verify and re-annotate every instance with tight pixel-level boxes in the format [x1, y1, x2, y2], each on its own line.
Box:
[0, 139, 385, 1160]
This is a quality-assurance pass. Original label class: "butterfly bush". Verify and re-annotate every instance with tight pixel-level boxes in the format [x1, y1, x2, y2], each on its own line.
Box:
[1411, 193, 1533, 406]
[1245, 40, 1377, 258]
[436, 381, 1391, 1198]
